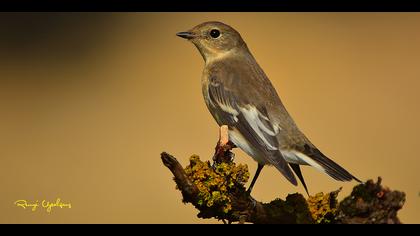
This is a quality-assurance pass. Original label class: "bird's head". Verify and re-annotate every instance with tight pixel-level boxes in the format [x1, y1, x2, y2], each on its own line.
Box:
[176, 21, 247, 62]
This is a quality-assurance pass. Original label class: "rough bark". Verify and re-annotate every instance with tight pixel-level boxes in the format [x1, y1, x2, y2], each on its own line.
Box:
[161, 129, 405, 224]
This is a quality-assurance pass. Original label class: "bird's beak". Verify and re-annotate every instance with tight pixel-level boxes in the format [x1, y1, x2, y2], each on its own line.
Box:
[176, 31, 196, 40]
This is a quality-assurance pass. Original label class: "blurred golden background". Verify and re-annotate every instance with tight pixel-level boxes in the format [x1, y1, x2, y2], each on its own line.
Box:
[0, 13, 419, 223]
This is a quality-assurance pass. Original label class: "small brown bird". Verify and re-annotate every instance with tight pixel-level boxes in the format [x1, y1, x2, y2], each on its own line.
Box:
[177, 21, 361, 194]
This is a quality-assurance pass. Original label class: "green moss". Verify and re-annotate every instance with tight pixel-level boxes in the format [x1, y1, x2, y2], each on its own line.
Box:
[183, 155, 249, 216]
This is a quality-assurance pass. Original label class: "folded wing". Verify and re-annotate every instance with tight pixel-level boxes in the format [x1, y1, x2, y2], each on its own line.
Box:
[207, 74, 297, 186]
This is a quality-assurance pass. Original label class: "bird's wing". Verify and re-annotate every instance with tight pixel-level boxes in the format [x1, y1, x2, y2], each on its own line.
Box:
[206, 69, 297, 186]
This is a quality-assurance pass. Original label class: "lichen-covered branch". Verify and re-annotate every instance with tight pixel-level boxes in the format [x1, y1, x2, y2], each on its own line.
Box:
[161, 148, 405, 224]
[161, 152, 314, 224]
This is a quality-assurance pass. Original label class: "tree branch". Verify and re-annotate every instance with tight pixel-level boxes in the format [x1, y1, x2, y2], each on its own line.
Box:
[161, 152, 314, 224]
[161, 127, 405, 224]
[161, 152, 199, 203]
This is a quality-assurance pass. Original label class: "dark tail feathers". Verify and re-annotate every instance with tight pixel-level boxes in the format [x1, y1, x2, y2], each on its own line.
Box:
[302, 144, 362, 183]
[289, 163, 309, 196]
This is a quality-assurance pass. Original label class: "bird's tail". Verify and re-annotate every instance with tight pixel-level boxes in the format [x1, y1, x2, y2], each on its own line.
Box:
[302, 144, 362, 182]
[266, 151, 298, 186]
[289, 163, 309, 196]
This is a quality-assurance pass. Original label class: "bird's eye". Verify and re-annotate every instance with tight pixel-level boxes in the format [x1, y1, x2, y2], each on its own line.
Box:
[210, 29, 220, 38]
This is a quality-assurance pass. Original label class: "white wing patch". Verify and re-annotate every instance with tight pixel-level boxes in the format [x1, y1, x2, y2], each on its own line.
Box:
[239, 106, 278, 151]
[281, 150, 326, 173]
[219, 103, 239, 121]
[256, 110, 281, 135]
[229, 128, 265, 163]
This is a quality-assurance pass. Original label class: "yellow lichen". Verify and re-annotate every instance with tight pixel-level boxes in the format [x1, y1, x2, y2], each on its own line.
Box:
[307, 190, 340, 223]
[183, 155, 249, 215]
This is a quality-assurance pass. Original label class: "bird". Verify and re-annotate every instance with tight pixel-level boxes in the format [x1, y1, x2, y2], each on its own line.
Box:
[176, 21, 361, 195]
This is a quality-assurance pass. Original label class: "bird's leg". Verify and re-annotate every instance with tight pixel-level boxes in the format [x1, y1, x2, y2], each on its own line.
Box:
[246, 163, 264, 194]
[219, 125, 229, 147]
[213, 125, 235, 164]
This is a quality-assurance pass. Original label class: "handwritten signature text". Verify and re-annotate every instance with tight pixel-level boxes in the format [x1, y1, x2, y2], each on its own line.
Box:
[14, 198, 72, 213]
